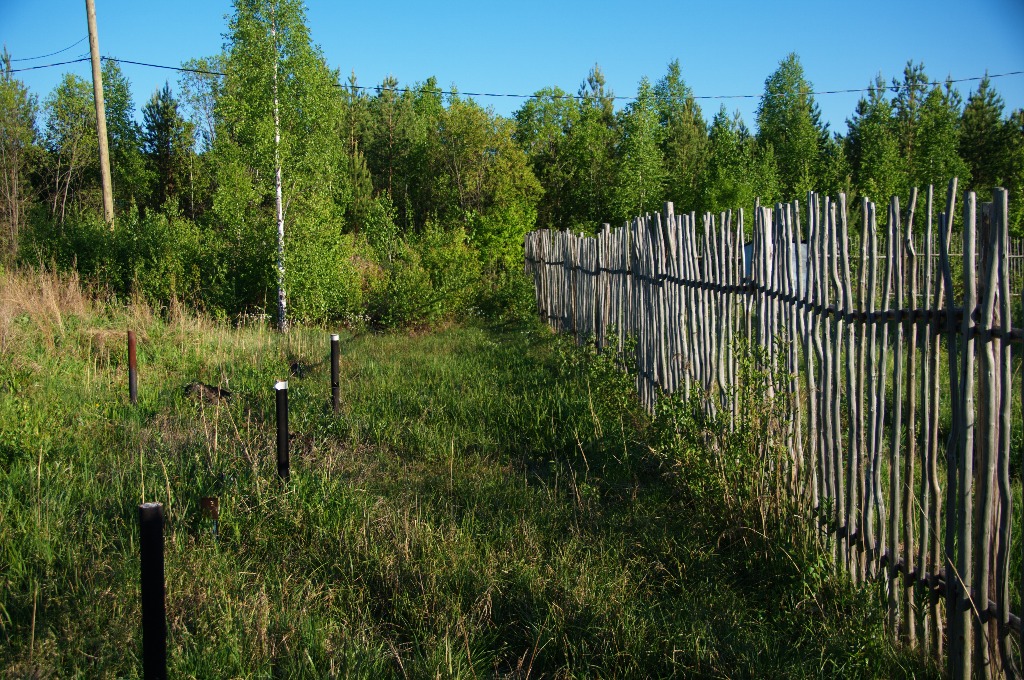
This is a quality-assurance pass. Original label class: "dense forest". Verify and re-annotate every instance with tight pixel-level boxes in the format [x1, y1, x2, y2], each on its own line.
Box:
[1, 0, 1022, 326]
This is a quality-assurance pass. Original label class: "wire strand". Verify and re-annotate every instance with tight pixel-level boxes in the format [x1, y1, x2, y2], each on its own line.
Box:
[7, 53, 1024, 104]
[9, 37, 88, 62]
[7, 57, 91, 73]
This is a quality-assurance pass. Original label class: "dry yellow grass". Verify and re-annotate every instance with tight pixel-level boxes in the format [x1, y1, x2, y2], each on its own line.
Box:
[0, 267, 90, 355]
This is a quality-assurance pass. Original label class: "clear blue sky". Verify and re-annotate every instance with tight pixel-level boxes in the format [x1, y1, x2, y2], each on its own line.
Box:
[3, 0, 1023, 134]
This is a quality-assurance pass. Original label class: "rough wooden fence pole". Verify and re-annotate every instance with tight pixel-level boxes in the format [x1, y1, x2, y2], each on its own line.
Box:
[992, 188, 1015, 675]
[840, 194, 860, 579]
[889, 197, 906, 638]
[865, 200, 881, 578]
[903, 187, 919, 648]
[940, 179, 961, 672]
[828, 198, 846, 574]
[856, 199, 870, 585]
[951, 190, 977, 680]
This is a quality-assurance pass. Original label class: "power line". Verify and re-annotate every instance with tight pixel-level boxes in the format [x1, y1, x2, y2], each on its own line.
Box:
[9, 36, 88, 61]
[7, 53, 1024, 104]
[7, 57, 91, 73]
[103, 56, 224, 76]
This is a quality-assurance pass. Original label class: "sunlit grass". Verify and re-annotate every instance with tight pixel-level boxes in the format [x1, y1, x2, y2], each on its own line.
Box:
[0, 268, 934, 677]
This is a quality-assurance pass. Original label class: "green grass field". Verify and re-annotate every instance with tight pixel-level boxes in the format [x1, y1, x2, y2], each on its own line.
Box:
[0, 269, 935, 678]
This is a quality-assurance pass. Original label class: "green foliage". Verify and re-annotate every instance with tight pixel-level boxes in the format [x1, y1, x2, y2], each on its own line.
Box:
[703, 106, 779, 215]
[654, 59, 708, 214]
[961, 76, 1013, 193]
[41, 74, 98, 222]
[612, 77, 666, 223]
[846, 76, 904, 206]
[913, 81, 970, 191]
[513, 86, 579, 230]
[142, 82, 195, 213]
[757, 53, 826, 199]
[652, 341, 792, 525]
[362, 192, 399, 262]
[0, 51, 37, 261]
[102, 60, 148, 215]
[10, 17, 1024, 326]
[473, 265, 537, 323]
[117, 207, 204, 304]
[368, 224, 481, 328]
[284, 200, 361, 324]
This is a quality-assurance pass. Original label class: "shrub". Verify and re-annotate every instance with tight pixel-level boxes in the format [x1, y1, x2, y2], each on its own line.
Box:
[474, 262, 537, 323]
[114, 206, 204, 306]
[366, 241, 434, 327]
[367, 224, 482, 329]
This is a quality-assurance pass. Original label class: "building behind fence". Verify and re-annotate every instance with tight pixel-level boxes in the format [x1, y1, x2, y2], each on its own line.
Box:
[525, 180, 1022, 679]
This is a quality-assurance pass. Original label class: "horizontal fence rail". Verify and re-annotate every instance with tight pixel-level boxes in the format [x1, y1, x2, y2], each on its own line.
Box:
[525, 181, 1022, 679]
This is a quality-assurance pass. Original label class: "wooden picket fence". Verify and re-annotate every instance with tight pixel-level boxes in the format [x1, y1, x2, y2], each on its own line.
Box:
[524, 180, 1023, 678]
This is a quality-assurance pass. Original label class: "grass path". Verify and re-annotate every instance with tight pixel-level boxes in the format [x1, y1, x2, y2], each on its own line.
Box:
[0, 271, 934, 677]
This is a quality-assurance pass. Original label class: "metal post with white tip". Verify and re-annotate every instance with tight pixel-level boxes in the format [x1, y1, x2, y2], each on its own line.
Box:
[138, 502, 166, 680]
[275, 380, 289, 479]
[330, 334, 340, 413]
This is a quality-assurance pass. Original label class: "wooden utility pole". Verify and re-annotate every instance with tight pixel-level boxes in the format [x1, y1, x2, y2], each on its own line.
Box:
[85, 0, 114, 225]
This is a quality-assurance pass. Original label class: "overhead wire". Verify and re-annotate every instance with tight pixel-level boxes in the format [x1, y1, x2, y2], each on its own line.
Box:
[7, 57, 91, 73]
[9, 36, 88, 61]
[5, 53, 1024, 104]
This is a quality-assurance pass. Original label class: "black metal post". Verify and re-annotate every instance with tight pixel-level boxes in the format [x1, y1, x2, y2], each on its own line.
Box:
[275, 381, 289, 479]
[330, 334, 340, 413]
[138, 502, 166, 680]
[128, 330, 138, 405]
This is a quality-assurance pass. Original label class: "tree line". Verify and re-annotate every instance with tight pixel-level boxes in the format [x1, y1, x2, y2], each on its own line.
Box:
[1, 0, 1022, 326]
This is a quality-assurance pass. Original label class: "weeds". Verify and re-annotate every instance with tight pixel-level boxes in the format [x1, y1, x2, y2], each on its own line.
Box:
[0, 270, 935, 677]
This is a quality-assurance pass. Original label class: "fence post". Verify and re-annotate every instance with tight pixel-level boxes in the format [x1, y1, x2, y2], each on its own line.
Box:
[138, 502, 166, 680]
[128, 330, 138, 405]
[275, 381, 289, 479]
[330, 334, 340, 413]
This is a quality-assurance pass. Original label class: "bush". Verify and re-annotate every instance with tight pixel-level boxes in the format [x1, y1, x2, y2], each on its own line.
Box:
[367, 224, 482, 328]
[19, 207, 116, 285]
[285, 209, 363, 324]
[114, 206, 204, 306]
[474, 263, 537, 323]
[366, 241, 434, 327]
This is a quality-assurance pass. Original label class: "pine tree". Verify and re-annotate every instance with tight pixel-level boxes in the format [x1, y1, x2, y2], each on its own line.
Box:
[960, 76, 1013, 193]
[142, 82, 193, 212]
[564, 64, 617, 230]
[892, 61, 930, 182]
[654, 60, 707, 214]
[846, 75, 903, 206]
[612, 77, 665, 222]
[756, 53, 824, 200]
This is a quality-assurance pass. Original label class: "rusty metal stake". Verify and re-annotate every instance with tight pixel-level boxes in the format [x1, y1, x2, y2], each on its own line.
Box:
[200, 496, 219, 538]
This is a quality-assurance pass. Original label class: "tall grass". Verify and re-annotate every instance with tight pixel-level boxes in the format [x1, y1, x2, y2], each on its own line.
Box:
[0, 268, 934, 677]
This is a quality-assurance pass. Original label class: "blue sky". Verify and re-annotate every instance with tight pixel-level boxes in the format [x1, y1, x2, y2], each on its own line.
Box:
[2, 0, 1023, 134]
